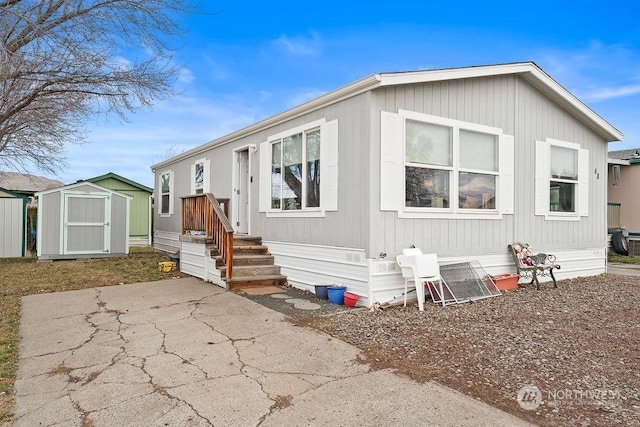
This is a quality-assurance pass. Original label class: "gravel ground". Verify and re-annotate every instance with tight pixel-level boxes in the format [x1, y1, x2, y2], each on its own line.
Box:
[279, 274, 640, 427]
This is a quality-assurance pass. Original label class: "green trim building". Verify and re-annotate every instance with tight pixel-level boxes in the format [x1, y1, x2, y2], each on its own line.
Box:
[0, 186, 28, 257]
[84, 173, 153, 246]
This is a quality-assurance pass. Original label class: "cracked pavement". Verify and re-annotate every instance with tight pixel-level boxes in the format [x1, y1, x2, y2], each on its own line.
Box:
[14, 278, 530, 426]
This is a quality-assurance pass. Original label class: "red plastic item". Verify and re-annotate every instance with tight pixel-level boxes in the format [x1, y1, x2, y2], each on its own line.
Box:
[343, 291, 359, 307]
[492, 273, 519, 290]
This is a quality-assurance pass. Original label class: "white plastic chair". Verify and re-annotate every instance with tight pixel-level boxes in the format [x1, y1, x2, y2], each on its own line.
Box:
[396, 253, 443, 311]
[402, 247, 423, 256]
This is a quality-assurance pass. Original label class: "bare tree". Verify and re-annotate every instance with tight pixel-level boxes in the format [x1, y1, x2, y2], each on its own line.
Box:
[0, 0, 200, 174]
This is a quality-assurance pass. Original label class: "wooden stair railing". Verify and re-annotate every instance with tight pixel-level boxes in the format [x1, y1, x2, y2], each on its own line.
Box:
[182, 194, 234, 280]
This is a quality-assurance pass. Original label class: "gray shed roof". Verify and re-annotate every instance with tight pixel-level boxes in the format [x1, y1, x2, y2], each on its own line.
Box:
[0, 172, 64, 193]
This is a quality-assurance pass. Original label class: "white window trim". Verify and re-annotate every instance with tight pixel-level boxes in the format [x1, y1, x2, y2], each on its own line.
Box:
[191, 157, 210, 195]
[159, 169, 174, 217]
[381, 109, 514, 220]
[259, 118, 338, 218]
[535, 138, 588, 221]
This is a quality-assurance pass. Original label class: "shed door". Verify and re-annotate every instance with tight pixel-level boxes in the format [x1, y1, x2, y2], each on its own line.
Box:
[62, 194, 111, 255]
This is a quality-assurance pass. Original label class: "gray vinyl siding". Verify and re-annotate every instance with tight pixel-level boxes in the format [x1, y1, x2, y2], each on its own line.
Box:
[368, 75, 608, 258]
[252, 93, 371, 249]
[154, 92, 373, 251]
[514, 78, 607, 250]
[153, 72, 610, 260]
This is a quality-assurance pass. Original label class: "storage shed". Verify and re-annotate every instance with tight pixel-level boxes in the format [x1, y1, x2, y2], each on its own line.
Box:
[0, 187, 27, 258]
[83, 172, 153, 246]
[36, 182, 132, 260]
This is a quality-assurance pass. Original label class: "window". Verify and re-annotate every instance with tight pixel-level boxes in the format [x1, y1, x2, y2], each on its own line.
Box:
[535, 138, 588, 220]
[269, 129, 321, 211]
[549, 145, 577, 212]
[159, 170, 173, 216]
[381, 110, 513, 219]
[259, 118, 338, 217]
[194, 162, 204, 193]
[612, 164, 621, 186]
[191, 158, 210, 195]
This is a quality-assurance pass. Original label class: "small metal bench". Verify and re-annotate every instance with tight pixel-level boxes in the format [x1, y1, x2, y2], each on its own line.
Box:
[508, 243, 561, 290]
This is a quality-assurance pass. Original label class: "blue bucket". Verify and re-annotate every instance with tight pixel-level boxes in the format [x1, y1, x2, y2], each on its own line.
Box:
[327, 286, 347, 305]
[315, 285, 329, 300]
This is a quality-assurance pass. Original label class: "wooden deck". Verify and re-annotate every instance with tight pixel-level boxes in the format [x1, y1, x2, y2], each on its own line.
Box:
[181, 194, 286, 290]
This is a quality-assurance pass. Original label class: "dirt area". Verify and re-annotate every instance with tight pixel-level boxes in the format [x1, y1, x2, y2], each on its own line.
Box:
[241, 275, 640, 427]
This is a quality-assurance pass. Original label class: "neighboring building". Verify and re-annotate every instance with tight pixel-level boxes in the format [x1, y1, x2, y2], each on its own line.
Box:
[0, 172, 64, 253]
[36, 182, 132, 260]
[151, 62, 622, 307]
[83, 172, 153, 246]
[0, 187, 28, 257]
[607, 148, 640, 233]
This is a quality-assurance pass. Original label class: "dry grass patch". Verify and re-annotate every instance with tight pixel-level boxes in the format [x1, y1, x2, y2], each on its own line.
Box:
[0, 248, 186, 425]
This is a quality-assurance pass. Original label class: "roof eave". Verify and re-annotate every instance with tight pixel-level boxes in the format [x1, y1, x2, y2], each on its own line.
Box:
[152, 62, 623, 172]
[84, 172, 153, 193]
[378, 62, 623, 142]
[36, 181, 134, 199]
[608, 158, 631, 165]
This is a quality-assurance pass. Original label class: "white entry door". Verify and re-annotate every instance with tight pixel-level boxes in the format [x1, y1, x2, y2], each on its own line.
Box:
[62, 193, 111, 254]
[234, 149, 250, 234]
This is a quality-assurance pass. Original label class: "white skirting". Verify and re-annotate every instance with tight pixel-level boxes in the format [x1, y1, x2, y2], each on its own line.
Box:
[266, 241, 607, 307]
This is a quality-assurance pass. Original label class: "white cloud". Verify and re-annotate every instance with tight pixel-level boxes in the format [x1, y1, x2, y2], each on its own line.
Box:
[178, 67, 195, 84]
[285, 88, 327, 108]
[201, 54, 232, 80]
[62, 92, 267, 187]
[579, 84, 640, 102]
[537, 41, 640, 103]
[273, 32, 321, 56]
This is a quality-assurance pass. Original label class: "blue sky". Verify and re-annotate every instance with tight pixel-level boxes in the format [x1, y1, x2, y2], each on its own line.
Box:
[61, 0, 640, 188]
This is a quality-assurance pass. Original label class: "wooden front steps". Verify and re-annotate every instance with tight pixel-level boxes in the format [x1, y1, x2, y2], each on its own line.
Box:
[210, 235, 287, 290]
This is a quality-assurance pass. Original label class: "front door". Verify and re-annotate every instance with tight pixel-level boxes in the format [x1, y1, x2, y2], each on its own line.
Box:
[63, 193, 111, 254]
[234, 149, 249, 234]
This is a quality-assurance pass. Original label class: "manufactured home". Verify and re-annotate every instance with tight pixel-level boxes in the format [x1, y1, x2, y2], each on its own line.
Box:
[151, 62, 622, 307]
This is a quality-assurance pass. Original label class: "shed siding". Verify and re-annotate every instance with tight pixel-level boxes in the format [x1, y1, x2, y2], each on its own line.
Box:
[40, 191, 61, 256]
[367, 75, 608, 258]
[111, 194, 128, 253]
[38, 183, 130, 258]
[0, 198, 24, 257]
[89, 177, 150, 238]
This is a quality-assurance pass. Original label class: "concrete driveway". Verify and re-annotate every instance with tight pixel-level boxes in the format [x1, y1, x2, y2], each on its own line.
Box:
[14, 278, 530, 426]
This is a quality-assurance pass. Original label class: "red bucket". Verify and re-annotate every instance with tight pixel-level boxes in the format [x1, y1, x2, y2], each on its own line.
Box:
[344, 291, 359, 307]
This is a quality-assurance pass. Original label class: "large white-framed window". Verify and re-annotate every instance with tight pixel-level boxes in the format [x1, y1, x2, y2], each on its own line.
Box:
[191, 158, 210, 194]
[259, 118, 338, 217]
[535, 138, 588, 221]
[159, 170, 174, 216]
[381, 109, 514, 219]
